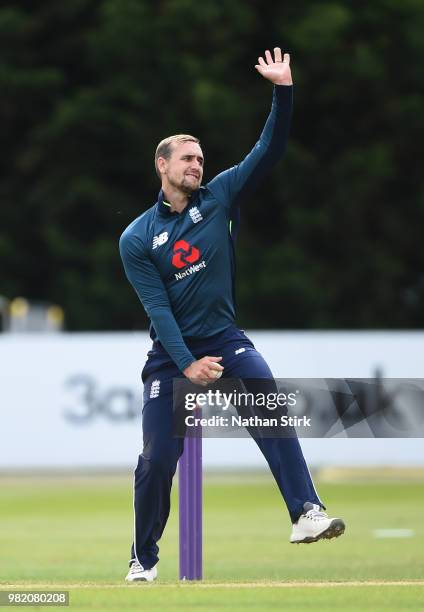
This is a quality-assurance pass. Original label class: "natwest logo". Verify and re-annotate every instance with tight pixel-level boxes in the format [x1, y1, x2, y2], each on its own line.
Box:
[172, 239, 200, 269]
[172, 239, 207, 281]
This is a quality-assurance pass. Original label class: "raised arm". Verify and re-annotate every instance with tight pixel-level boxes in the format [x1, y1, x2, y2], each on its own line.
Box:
[207, 48, 293, 208]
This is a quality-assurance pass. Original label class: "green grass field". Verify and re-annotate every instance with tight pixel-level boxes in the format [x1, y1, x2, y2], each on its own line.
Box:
[1, 471, 423, 611]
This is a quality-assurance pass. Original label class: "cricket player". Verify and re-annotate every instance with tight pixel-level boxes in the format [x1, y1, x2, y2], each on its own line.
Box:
[120, 48, 345, 582]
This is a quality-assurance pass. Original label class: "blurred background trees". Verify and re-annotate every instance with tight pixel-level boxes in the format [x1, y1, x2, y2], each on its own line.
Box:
[1, 0, 423, 330]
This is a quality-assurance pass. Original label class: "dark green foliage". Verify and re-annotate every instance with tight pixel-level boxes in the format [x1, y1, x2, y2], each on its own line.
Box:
[1, 0, 423, 329]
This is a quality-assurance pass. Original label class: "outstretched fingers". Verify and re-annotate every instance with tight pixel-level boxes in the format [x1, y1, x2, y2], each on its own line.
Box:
[274, 47, 282, 63]
[257, 55, 267, 68]
[255, 48, 292, 84]
[256, 48, 289, 68]
[265, 49, 273, 64]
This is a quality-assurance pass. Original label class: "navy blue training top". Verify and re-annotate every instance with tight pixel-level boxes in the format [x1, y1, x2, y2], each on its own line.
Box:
[119, 85, 293, 372]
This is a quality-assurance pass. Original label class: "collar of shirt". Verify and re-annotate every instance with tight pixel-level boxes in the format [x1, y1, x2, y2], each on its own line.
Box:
[157, 188, 202, 217]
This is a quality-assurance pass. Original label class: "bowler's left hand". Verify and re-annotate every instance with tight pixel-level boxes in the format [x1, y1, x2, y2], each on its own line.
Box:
[255, 48, 292, 86]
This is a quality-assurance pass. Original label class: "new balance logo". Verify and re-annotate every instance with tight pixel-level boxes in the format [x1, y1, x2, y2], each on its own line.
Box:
[150, 380, 160, 398]
[235, 348, 246, 355]
[152, 232, 168, 250]
[189, 206, 203, 224]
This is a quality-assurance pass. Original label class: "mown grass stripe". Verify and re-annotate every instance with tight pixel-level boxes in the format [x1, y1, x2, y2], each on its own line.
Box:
[2, 581, 424, 589]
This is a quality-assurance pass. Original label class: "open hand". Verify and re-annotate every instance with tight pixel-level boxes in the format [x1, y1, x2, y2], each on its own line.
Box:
[255, 48, 292, 86]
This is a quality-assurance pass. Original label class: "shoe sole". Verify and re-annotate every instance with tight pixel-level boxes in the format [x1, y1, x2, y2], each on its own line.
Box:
[291, 519, 346, 544]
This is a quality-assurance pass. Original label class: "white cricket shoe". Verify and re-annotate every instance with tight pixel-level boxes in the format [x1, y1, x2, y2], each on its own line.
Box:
[290, 502, 345, 544]
[125, 560, 158, 582]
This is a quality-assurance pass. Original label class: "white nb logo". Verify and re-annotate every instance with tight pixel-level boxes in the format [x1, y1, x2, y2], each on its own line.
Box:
[152, 232, 168, 250]
[189, 207, 203, 224]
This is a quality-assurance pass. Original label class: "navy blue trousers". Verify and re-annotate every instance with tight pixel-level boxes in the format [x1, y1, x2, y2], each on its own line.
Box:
[131, 326, 324, 569]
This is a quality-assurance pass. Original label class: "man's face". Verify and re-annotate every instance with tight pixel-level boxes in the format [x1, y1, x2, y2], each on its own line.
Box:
[159, 141, 204, 194]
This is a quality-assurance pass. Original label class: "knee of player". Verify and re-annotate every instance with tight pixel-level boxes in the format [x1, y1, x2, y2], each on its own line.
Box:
[135, 450, 178, 475]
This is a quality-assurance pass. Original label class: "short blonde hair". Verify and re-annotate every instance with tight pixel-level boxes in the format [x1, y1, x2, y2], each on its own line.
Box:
[154, 134, 200, 178]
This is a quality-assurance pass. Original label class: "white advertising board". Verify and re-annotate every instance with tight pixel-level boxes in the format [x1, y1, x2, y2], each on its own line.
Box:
[1, 331, 424, 469]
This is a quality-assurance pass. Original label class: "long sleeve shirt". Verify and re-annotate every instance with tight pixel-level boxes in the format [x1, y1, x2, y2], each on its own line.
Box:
[119, 85, 293, 372]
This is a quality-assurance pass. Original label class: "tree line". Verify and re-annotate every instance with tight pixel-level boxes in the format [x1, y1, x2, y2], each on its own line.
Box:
[1, 0, 423, 330]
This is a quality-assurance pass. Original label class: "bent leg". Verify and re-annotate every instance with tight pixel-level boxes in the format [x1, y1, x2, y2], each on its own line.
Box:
[223, 343, 324, 523]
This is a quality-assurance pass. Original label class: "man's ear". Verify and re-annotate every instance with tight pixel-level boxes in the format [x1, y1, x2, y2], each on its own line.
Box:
[157, 157, 167, 175]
